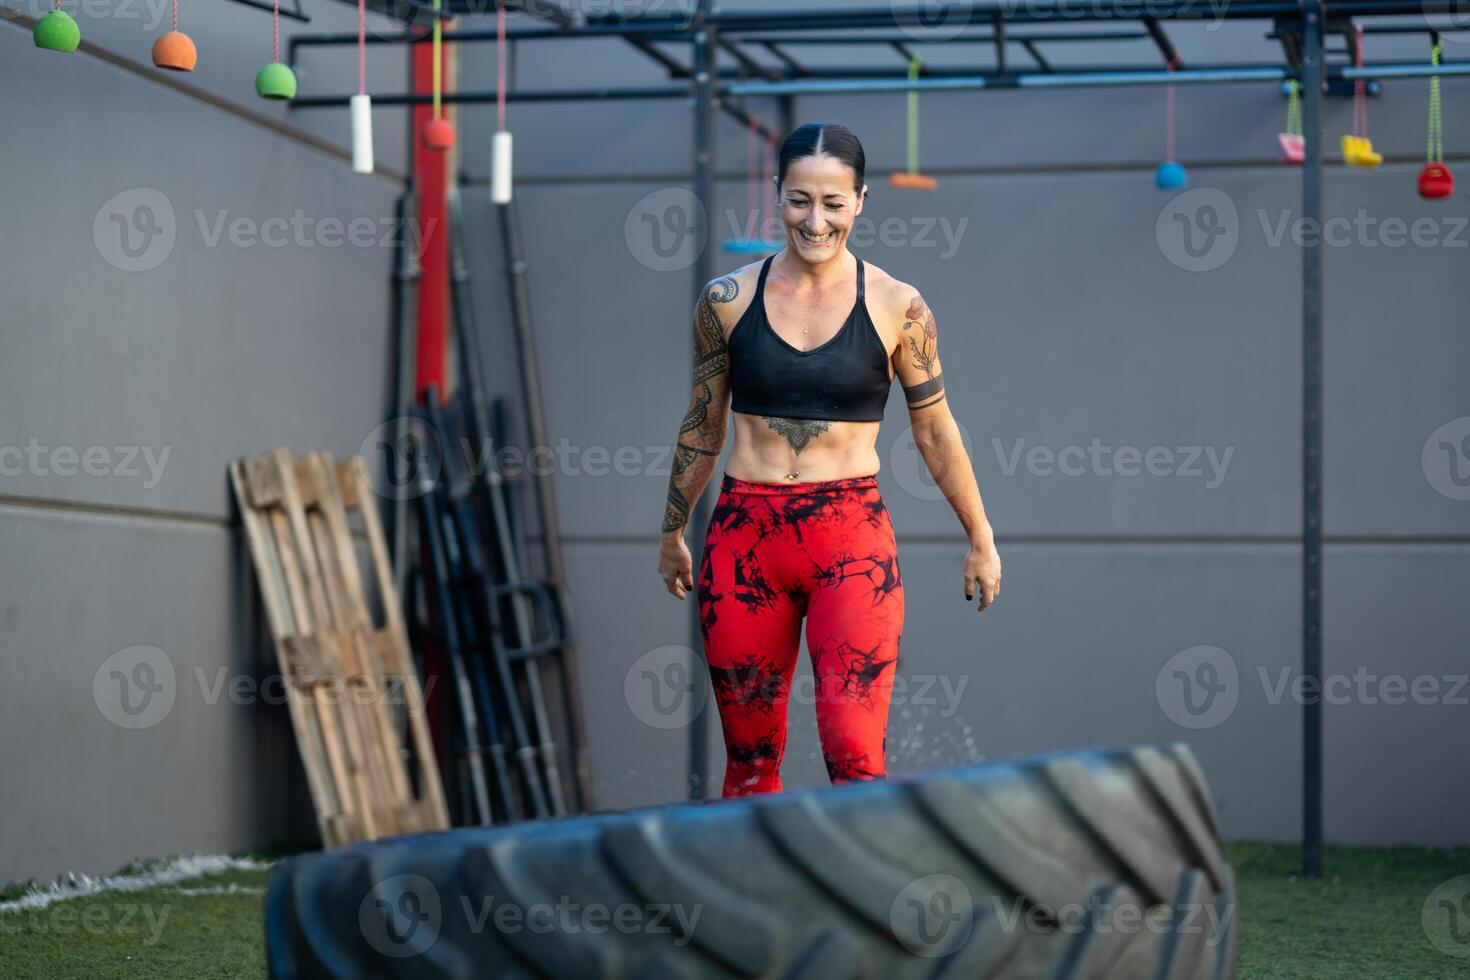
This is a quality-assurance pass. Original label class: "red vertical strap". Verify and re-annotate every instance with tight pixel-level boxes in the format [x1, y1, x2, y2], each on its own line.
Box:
[413, 27, 450, 403]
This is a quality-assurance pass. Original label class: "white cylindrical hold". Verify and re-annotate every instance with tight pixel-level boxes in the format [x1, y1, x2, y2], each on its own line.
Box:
[351, 93, 374, 174]
[491, 130, 513, 203]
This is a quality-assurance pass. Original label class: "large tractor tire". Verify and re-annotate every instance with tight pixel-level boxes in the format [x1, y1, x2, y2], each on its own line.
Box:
[266, 743, 1236, 978]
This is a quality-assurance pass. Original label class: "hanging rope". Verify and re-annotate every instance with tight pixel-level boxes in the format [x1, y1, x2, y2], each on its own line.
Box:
[1427, 38, 1444, 164]
[356, 0, 365, 94]
[1352, 23, 1367, 139]
[171, 0, 178, 33]
[746, 116, 758, 232]
[1285, 79, 1302, 137]
[432, 0, 443, 120]
[1165, 54, 1180, 160]
[763, 131, 776, 237]
[271, 0, 280, 62]
[906, 56, 921, 175]
[496, 3, 507, 131]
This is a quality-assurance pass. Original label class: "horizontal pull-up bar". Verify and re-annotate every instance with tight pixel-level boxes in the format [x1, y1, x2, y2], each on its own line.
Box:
[290, 59, 1469, 106]
[724, 59, 1470, 95]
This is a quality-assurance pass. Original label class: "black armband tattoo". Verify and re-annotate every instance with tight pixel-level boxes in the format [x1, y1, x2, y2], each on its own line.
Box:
[903, 372, 946, 410]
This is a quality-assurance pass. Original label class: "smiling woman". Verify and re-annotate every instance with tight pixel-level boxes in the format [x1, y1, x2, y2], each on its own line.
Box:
[657, 122, 1002, 798]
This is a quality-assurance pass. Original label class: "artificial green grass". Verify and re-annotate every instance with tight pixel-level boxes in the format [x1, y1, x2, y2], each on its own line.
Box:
[0, 843, 1465, 977]
[1228, 842, 1470, 978]
[0, 864, 270, 979]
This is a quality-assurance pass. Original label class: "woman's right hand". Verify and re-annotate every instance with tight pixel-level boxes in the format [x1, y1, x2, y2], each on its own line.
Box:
[659, 533, 695, 599]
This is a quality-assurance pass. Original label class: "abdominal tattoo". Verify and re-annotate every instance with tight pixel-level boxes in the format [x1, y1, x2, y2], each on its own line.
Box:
[763, 417, 830, 454]
[901, 294, 946, 410]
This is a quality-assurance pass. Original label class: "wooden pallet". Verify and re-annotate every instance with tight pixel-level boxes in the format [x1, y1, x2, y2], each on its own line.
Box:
[230, 449, 448, 848]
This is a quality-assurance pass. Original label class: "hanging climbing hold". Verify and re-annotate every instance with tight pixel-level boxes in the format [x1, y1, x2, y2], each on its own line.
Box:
[33, 9, 80, 52]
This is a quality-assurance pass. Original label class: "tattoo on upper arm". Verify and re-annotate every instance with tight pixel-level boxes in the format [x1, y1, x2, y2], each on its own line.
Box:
[901, 294, 945, 409]
[903, 373, 945, 410]
[664, 276, 738, 533]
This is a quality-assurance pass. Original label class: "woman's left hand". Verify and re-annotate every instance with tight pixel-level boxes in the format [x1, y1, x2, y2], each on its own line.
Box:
[964, 541, 1001, 612]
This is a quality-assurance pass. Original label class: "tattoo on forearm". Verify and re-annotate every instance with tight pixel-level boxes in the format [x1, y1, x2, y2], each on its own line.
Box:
[903, 373, 945, 410]
[763, 416, 830, 454]
[902, 295, 939, 379]
[664, 277, 737, 534]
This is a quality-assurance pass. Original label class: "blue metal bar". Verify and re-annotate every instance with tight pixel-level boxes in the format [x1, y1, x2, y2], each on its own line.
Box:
[1340, 61, 1470, 78]
[1018, 66, 1288, 85]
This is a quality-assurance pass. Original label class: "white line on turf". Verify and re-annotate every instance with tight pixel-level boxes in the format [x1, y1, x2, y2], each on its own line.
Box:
[0, 854, 273, 914]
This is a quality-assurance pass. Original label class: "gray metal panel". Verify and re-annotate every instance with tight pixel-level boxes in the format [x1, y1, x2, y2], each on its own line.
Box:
[1323, 545, 1470, 846]
[0, 506, 308, 885]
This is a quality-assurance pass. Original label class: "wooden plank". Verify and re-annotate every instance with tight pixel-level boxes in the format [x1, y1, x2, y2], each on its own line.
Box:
[231, 449, 449, 846]
[231, 460, 339, 835]
[344, 457, 449, 827]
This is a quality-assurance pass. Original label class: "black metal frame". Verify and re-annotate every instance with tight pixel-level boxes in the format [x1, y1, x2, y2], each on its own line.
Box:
[286, 0, 1470, 877]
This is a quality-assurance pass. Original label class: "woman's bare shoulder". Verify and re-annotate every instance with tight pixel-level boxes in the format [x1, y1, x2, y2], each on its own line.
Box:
[858, 260, 923, 326]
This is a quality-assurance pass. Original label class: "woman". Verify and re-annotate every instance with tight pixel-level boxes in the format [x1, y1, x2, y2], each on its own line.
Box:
[657, 122, 1000, 798]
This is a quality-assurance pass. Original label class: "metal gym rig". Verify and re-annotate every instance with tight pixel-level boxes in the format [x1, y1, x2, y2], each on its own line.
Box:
[284, 0, 1469, 877]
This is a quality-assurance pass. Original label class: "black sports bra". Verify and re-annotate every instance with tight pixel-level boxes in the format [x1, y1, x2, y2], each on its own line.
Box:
[727, 255, 892, 423]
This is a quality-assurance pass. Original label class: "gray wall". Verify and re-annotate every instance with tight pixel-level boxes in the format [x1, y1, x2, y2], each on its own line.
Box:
[4, 1, 1467, 885]
[0, 0, 406, 884]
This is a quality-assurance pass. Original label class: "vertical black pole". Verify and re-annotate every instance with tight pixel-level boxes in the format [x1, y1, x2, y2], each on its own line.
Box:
[1300, 0, 1325, 880]
[687, 0, 716, 801]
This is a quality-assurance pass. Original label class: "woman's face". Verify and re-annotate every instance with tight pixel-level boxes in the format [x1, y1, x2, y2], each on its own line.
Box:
[777, 153, 866, 263]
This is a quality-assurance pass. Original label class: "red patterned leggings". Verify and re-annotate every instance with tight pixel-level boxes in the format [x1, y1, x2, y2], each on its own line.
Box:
[697, 474, 905, 797]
